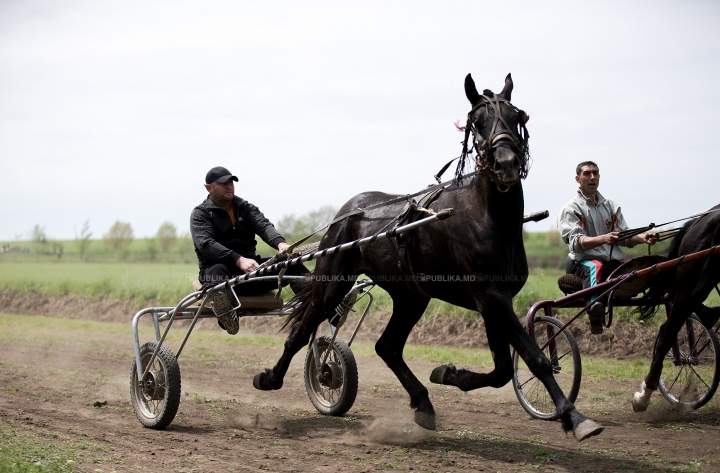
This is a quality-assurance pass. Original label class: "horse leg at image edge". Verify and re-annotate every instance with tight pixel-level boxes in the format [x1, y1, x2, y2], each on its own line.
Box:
[633, 298, 693, 412]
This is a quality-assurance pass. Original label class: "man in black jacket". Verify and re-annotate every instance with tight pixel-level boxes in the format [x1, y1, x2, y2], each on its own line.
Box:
[190, 166, 309, 334]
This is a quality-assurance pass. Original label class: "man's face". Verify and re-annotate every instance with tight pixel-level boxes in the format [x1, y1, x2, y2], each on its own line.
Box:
[575, 165, 600, 196]
[205, 179, 235, 204]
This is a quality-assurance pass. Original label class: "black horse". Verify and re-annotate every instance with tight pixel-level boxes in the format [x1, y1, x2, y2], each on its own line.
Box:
[633, 204, 720, 410]
[253, 73, 603, 441]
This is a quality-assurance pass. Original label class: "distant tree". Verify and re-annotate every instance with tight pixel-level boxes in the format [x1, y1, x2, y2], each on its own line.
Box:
[277, 206, 338, 244]
[103, 221, 134, 256]
[31, 224, 47, 243]
[145, 238, 159, 261]
[75, 220, 93, 257]
[177, 232, 193, 260]
[31, 224, 49, 254]
[52, 241, 64, 259]
[156, 221, 177, 252]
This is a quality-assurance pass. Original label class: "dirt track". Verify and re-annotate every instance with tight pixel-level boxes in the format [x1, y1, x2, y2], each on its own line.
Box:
[1, 295, 720, 472]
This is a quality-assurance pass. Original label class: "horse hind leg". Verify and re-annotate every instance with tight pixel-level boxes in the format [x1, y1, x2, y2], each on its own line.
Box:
[374, 292, 434, 429]
[253, 280, 353, 391]
[633, 296, 696, 412]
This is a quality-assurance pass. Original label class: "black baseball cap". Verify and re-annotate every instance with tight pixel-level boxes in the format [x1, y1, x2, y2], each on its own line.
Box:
[205, 166, 238, 184]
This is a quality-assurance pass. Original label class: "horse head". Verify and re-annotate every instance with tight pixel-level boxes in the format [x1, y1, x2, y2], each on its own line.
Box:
[463, 73, 530, 188]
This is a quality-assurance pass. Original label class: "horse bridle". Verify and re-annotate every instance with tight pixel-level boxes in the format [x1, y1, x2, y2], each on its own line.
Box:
[461, 93, 530, 182]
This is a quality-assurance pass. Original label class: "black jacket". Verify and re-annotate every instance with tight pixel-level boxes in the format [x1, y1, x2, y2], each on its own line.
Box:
[190, 196, 286, 273]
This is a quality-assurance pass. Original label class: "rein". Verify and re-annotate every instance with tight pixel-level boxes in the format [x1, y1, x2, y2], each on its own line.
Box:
[612, 207, 720, 257]
[271, 171, 477, 260]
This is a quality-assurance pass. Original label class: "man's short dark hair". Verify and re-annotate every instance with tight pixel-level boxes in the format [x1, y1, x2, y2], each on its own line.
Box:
[576, 161, 599, 175]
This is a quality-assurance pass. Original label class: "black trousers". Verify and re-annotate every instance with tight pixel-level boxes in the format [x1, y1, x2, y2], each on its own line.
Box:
[200, 256, 310, 303]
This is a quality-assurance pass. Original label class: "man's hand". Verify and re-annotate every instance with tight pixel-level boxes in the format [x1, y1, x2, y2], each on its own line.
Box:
[236, 256, 260, 273]
[277, 242, 290, 253]
[634, 232, 658, 246]
[581, 232, 620, 250]
[601, 232, 620, 246]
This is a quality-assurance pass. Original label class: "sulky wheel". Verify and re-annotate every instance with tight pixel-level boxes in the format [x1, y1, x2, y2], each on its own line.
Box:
[658, 314, 720, 410]
[304, 335, 358, 416]
[130, 341, 181, 429]
[512, 316, 582, 420]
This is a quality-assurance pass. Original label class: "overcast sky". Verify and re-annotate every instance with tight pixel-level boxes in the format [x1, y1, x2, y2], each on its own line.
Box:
[1, 1, 718, 241]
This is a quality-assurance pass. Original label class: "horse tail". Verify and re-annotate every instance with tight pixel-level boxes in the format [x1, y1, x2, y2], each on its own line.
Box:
[636, 218, 696, 320]
[280, 279, 314, 331]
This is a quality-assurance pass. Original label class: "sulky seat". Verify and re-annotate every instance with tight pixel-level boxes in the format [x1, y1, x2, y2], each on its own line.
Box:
[191, 280, 284, 311]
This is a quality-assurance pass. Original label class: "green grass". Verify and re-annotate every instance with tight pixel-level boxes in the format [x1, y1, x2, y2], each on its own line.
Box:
[0, 420, 88, 473]
[0, 262, 198, 307]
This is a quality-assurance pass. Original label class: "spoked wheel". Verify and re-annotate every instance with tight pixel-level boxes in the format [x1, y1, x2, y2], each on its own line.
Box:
[512, 316, 582, 420]
[304, 335, 358, 416]
[130, 341, 181, 429]
[658, 314, 720, 409]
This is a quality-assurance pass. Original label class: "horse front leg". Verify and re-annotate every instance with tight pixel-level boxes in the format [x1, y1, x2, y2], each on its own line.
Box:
[496, 294, 603, 441]
[430, 315, 514, 390]
[510, 323, 602, 440]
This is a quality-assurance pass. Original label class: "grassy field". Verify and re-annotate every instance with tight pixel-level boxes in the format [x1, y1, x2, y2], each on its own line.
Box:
[5, 260, 716, 325]
[0, 259, 570, 316]
[1, 231, 714, 320]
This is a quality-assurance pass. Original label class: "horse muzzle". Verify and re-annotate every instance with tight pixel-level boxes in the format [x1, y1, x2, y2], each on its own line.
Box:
[491, 147, 521, 186]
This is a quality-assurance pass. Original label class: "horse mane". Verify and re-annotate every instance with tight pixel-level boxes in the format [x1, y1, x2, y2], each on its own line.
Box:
[636, 218, 697, 320]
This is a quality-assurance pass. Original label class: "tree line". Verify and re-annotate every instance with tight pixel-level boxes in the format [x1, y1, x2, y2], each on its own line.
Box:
[17, 206, 339, 261]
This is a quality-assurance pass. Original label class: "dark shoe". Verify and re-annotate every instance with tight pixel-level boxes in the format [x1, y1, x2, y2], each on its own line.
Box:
[212, 291, 239, 335]
[587, 301, 605, 335]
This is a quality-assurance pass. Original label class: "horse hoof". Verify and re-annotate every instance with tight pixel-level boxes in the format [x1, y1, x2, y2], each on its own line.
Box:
[632, 395, 648, 412]
[429, 364, 456, 385]
[573, 419, 603, 441]
[632, 381, 651, 412]
[252, 373, 266, 390]
[414, 410, 436, 430]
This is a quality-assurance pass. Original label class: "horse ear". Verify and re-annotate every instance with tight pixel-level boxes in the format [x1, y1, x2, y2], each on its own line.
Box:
[464, 74, 481, 106]
[500, 73, 513, 100]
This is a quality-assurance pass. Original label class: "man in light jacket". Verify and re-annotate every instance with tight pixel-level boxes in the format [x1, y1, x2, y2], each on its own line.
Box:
[557, 161, 657, 334]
